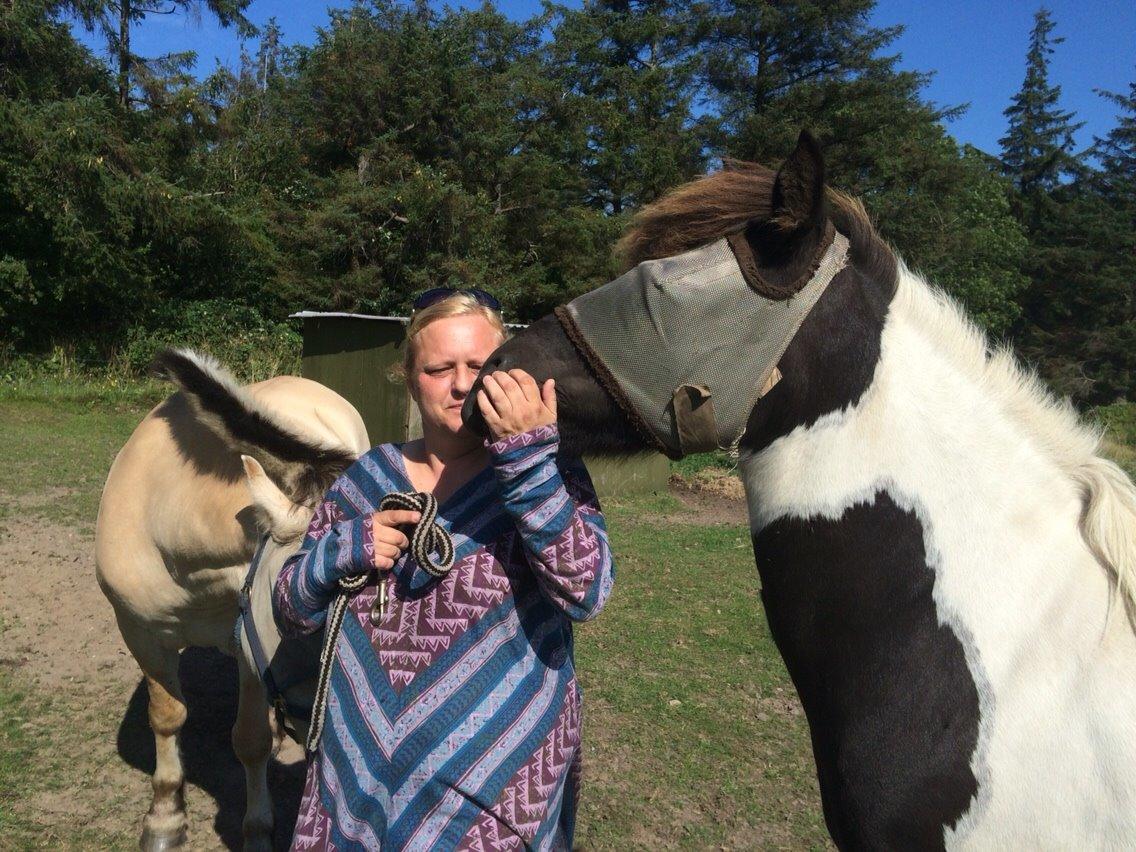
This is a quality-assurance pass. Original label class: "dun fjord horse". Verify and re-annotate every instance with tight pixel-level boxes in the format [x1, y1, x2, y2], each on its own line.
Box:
[464, 133, 1136, 848]
[96, 350, 369, 850]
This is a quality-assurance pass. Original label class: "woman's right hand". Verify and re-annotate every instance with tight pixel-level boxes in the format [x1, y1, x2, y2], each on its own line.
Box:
[370, 509, 421, 571]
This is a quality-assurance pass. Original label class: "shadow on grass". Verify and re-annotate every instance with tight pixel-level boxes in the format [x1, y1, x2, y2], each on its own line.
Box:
[116, 647, 306, 850]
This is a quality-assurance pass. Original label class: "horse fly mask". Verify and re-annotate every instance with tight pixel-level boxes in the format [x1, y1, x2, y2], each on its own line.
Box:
[554, 228, 849, 458]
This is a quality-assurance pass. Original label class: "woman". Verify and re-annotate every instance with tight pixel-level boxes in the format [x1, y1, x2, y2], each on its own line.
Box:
[274, 290, 614, 850]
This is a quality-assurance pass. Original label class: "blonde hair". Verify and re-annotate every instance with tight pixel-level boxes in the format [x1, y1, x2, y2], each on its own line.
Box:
[391, 293, 507, 382]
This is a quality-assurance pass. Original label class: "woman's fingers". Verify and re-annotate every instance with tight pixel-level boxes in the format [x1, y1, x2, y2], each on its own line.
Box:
[480, 373, 512, 414]
[541, 378, 557, 418]
[508, 369, 540, 400]
[373, 509, 420, 529]
[477, 387, 502, 427]
[371, 511, 417, 571]
[491, 370, 530, 409]
[372, 524, 410, 551]
[372, 541, 403, 571]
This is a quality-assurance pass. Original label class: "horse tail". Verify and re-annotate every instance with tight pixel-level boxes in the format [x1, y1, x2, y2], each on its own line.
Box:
[150, 348, 357, 505]
[1073, 454, 1136, 627]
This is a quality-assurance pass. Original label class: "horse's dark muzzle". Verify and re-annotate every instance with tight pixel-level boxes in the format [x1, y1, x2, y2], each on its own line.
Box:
[460, 391, 488, 437]
[462, 352, 517, 437]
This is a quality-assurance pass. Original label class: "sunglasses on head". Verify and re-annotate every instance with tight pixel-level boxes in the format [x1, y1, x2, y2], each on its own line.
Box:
[412, 287, 502, 312]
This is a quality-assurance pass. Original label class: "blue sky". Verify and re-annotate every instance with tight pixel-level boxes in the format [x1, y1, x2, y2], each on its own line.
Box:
[70, 0, 1136, 157]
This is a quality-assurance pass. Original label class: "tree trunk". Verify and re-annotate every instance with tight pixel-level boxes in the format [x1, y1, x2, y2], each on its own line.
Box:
[118, 0, 131, 107]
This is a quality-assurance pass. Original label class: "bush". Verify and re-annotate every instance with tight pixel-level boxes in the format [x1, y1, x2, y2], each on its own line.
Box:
[1091, 402, 1136, 480]
[117, 298, 301, 383]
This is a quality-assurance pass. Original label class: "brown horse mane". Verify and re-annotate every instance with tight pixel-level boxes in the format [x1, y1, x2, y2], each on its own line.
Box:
[615, 159, 896, 286]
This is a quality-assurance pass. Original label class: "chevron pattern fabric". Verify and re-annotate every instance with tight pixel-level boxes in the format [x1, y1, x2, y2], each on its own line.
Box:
[275, 425, 613, 850]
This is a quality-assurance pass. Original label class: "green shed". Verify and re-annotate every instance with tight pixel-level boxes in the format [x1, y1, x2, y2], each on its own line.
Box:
[293, 312, 669, 500]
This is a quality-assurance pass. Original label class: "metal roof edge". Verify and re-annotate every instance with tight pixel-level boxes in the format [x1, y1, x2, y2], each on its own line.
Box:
[289, 311, 409, 322]
[290, 310, 527, 329]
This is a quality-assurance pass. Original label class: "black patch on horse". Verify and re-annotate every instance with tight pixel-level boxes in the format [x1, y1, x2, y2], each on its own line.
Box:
[754, 492, 980, 849]
[739, 257, 894, 455]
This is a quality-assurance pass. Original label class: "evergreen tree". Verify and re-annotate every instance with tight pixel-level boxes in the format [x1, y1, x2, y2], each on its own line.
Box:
[71, 0, 255, 106]
[1094, 73, 1136, 202]
[700, 0, 1025, 336]
[1000, 7, 1084, 202]
[209, 0, 620, 320]
[0, 0, 1128, 398]
[995, 10, 1135, 403]
[546, 0, 704, 215]
[0, 1, 275, 352]
[1063, 72, 1136, 402]
[703, 0, 903, 142]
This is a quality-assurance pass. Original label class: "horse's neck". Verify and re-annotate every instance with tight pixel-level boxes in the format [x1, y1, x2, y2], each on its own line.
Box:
[742, 268, 1113, 662]
[744, 269, 1087, 533]
[743, 267, 1136, 848]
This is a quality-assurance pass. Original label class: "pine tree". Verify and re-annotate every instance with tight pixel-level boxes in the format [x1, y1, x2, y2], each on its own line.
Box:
[1094, 72, 1136, 202]
[255, 17, 283, 93]
[698, 0, 1026, 336]
[1069, 71, 1136, 402]
[546, 0, 704, 215]
[1000, 8, 1084, 201]
[72, 0, 255, 106]
[703, 0, 903, 143]
[994, 10, 1136, 403]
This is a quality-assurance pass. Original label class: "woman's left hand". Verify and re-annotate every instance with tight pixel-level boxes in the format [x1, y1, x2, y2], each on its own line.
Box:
[477, 369, 557, 441]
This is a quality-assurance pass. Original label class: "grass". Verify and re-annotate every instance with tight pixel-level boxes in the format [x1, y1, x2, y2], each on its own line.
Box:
[1093, 402, 1136, 479]
[0, 385, 162, 530]
[0, 617, 37, 838]
[669, 449, 738, 480]
[576, 510, 827, 847]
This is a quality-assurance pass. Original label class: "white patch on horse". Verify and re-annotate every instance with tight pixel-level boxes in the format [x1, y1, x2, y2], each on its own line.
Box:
[740, 263, 1136, 847]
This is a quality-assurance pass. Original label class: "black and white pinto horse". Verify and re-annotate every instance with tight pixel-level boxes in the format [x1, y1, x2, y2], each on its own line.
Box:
[463, 133, 1136, 848]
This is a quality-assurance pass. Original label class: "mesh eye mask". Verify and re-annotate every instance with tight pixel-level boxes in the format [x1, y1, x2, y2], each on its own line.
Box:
[554, 229, 850, 458]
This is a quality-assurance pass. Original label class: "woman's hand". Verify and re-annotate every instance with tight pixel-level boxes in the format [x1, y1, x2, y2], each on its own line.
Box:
[477, 369, 557, 442]
[369, 508, 421, 571]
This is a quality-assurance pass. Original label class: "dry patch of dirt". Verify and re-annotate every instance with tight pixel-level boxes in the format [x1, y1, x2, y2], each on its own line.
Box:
[671, 468, 746, 502]
[0, 515, 304, 850]
[634, 478, 750, 528]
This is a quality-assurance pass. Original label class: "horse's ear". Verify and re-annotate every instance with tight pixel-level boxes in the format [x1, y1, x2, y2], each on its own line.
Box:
[771, 130, 826, 232]
[242, 454, 310, 541]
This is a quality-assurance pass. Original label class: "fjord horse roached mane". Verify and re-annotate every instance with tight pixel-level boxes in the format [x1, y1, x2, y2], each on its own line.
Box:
[466, 132, 1136, 848]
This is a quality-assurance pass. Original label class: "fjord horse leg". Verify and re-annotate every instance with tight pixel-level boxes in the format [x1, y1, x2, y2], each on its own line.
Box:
[138, 652, 189, 851]
[233, 656, 274, 851]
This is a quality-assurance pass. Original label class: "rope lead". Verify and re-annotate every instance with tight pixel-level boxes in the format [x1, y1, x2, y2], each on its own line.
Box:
[305, 491, 455, 756]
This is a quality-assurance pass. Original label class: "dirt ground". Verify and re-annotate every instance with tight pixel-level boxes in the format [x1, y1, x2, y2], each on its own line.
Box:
[0, 508, 309, 850]
[0, 485, 749, 850]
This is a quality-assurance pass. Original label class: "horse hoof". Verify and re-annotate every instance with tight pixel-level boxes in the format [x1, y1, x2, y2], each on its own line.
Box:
[140, 824, 187, 852]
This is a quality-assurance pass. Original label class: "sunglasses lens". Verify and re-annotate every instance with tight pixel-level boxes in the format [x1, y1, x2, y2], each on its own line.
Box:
[466, 289, 502, 311]
[411, 288, 501, 312]
[412, 287, 455, 310]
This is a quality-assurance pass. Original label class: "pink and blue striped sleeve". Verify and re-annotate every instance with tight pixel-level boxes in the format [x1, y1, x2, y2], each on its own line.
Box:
[487, 423, 615, 622]
[272, 479, 376, 636]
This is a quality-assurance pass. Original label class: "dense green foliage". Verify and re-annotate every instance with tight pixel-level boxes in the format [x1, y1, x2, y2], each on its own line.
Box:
[0, 0, 1132, 400]
[999, 10, 1136, 404]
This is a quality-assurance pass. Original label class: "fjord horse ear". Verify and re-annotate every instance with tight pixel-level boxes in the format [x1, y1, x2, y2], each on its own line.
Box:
[771, 130, 826, 232]
[241, 454, 311, 542]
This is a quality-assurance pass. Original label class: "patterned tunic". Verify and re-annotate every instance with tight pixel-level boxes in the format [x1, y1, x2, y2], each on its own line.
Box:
[274, 424, 614, 850]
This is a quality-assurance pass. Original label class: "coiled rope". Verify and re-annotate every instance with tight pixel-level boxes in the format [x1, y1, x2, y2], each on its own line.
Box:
[306, 491, 455, 755]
